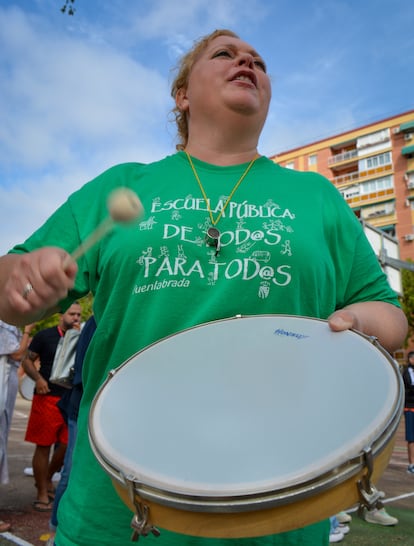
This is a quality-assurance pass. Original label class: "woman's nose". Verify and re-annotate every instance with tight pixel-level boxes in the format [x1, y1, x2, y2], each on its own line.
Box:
[237, 52, 254, 68]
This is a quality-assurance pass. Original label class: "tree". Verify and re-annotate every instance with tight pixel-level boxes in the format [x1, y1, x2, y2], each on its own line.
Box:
[400, 264, 414, 346]
[29, 292, 93, 336]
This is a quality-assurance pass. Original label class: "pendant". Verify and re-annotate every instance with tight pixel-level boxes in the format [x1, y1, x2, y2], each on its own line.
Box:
[205, 227, 221, 255]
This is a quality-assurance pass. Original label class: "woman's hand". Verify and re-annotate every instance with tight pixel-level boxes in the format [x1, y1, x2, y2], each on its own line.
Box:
[328, 302, 408, 353]
[0, 248, 78, 325]
[328, 309, 360, 332]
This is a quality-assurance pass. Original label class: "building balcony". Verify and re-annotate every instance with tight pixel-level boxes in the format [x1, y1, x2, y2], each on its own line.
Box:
[345, 187, 395, 207]
[361, 213, 397, 230]
[357, 133, 390, 150]
[333, 171, 360, 186]
[328, 149, 358, 167]
[332, 163, 393, 187]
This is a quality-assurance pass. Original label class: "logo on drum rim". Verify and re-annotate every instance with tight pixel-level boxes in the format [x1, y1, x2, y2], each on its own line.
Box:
[274, 328, 309, 340]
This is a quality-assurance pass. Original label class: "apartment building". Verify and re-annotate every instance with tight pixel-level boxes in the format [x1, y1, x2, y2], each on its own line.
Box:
[271, 110, 414, 262]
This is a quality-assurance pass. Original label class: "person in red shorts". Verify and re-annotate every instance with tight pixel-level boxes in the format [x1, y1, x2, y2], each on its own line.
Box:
[22, 302, 81, 511]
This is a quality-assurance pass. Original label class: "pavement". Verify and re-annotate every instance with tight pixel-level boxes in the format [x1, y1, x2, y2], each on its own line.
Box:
[1, 395, 413, 545]
[1, 396, 53, 546]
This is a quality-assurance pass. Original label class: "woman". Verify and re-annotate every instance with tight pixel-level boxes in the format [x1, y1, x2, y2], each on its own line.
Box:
[0, 320, 34, 532]
[0, 29, 407, 546]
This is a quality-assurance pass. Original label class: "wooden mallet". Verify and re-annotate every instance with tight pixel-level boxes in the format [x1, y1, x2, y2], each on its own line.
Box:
[64, 187, 144, 266]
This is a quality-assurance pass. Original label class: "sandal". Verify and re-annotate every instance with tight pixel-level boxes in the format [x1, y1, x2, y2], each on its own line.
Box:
[32, 500, 53, 512]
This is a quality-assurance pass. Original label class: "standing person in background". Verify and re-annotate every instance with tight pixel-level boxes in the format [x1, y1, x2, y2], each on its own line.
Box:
[328, 515, 350, 543]
[47, 315, 96, 545]
[0, 29, 407, 546]
[22, 303, 81, 512]
[403, 351, 414, 475]
[361, 501, 398, 526]
[0, 320, 35, 531]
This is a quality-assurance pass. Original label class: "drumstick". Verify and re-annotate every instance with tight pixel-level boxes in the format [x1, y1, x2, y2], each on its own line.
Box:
[64, 188, 144, 267]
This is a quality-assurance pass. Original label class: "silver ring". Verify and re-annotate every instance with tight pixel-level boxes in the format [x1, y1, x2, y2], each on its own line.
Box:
[22, 282, 34, 300]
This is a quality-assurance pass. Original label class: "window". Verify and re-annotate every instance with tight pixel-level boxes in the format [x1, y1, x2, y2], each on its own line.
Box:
[361, 202, 395, 219]
[308, 154, 317, 166]
[285, 161, 295, 169]
[340, 176, 394, 201]
[406, 171, 414, 186]
[365, 151, 391, 169]
[357, 129, 390, 149]
[360, 175, 393, 195]
[341, 186, 360, 199]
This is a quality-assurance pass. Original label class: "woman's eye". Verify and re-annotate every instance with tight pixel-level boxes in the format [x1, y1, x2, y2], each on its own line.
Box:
[213, 50, 232, 59]
[254, 59, 267, 72]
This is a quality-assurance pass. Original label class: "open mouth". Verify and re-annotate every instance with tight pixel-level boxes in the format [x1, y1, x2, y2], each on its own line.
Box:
[231, 71, 257, 88]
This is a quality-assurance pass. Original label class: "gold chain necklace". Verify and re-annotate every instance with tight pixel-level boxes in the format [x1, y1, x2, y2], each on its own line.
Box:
[184, 151, 258, 254]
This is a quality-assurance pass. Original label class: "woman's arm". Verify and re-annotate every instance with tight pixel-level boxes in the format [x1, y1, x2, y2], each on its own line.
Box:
[328, 301, 407, 353]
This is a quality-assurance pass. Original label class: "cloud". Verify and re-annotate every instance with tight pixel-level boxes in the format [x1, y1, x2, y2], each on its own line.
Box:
[0, 6, 171, 171]
[0, 172, 75, 253]
[0, 5, 175, 254]
[122, 0, 267, 40]
[1, 0, 413, 255]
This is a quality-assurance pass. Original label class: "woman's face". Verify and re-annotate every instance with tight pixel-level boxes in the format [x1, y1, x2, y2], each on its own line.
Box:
[176, 35, 271, 130]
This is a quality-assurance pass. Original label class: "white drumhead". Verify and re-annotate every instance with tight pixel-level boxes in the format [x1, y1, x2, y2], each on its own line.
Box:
[90, 315, 400, 498]
[19, 375, 34, 401]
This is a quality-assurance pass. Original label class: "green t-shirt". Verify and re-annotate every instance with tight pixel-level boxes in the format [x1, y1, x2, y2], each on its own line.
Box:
[11, 152, 399, 545]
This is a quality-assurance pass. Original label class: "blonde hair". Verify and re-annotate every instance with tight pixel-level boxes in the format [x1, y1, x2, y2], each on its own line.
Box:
[170, 29, 239, 150]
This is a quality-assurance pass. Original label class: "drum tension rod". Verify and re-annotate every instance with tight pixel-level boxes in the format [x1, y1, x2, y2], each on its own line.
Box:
[357, 448, 384, 513]
[124, 474, 160, 541]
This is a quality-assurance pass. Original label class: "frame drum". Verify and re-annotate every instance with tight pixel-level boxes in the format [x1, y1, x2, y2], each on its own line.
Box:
[89, 315, 403, 538]
[18, 375, 35, 401]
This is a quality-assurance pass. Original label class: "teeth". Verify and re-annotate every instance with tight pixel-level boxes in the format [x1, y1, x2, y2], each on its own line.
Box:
[235, 75, 253, 84]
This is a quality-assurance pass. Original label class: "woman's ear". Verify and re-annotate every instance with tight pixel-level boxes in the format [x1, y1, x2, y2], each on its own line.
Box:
[175, 88, 189, 112]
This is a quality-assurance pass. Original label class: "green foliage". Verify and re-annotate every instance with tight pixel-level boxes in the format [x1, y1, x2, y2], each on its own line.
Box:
[29, 292, 93, 336]
[78, 292, 93, 320]
[400, 263, 414, 345]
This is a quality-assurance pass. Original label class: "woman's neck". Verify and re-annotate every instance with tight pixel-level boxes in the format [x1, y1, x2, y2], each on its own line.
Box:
[185, 116, 262, 166]
[184, 145, 260, 166]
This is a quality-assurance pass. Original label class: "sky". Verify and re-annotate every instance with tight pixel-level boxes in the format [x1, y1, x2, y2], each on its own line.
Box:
[0, 0, 413, 255]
